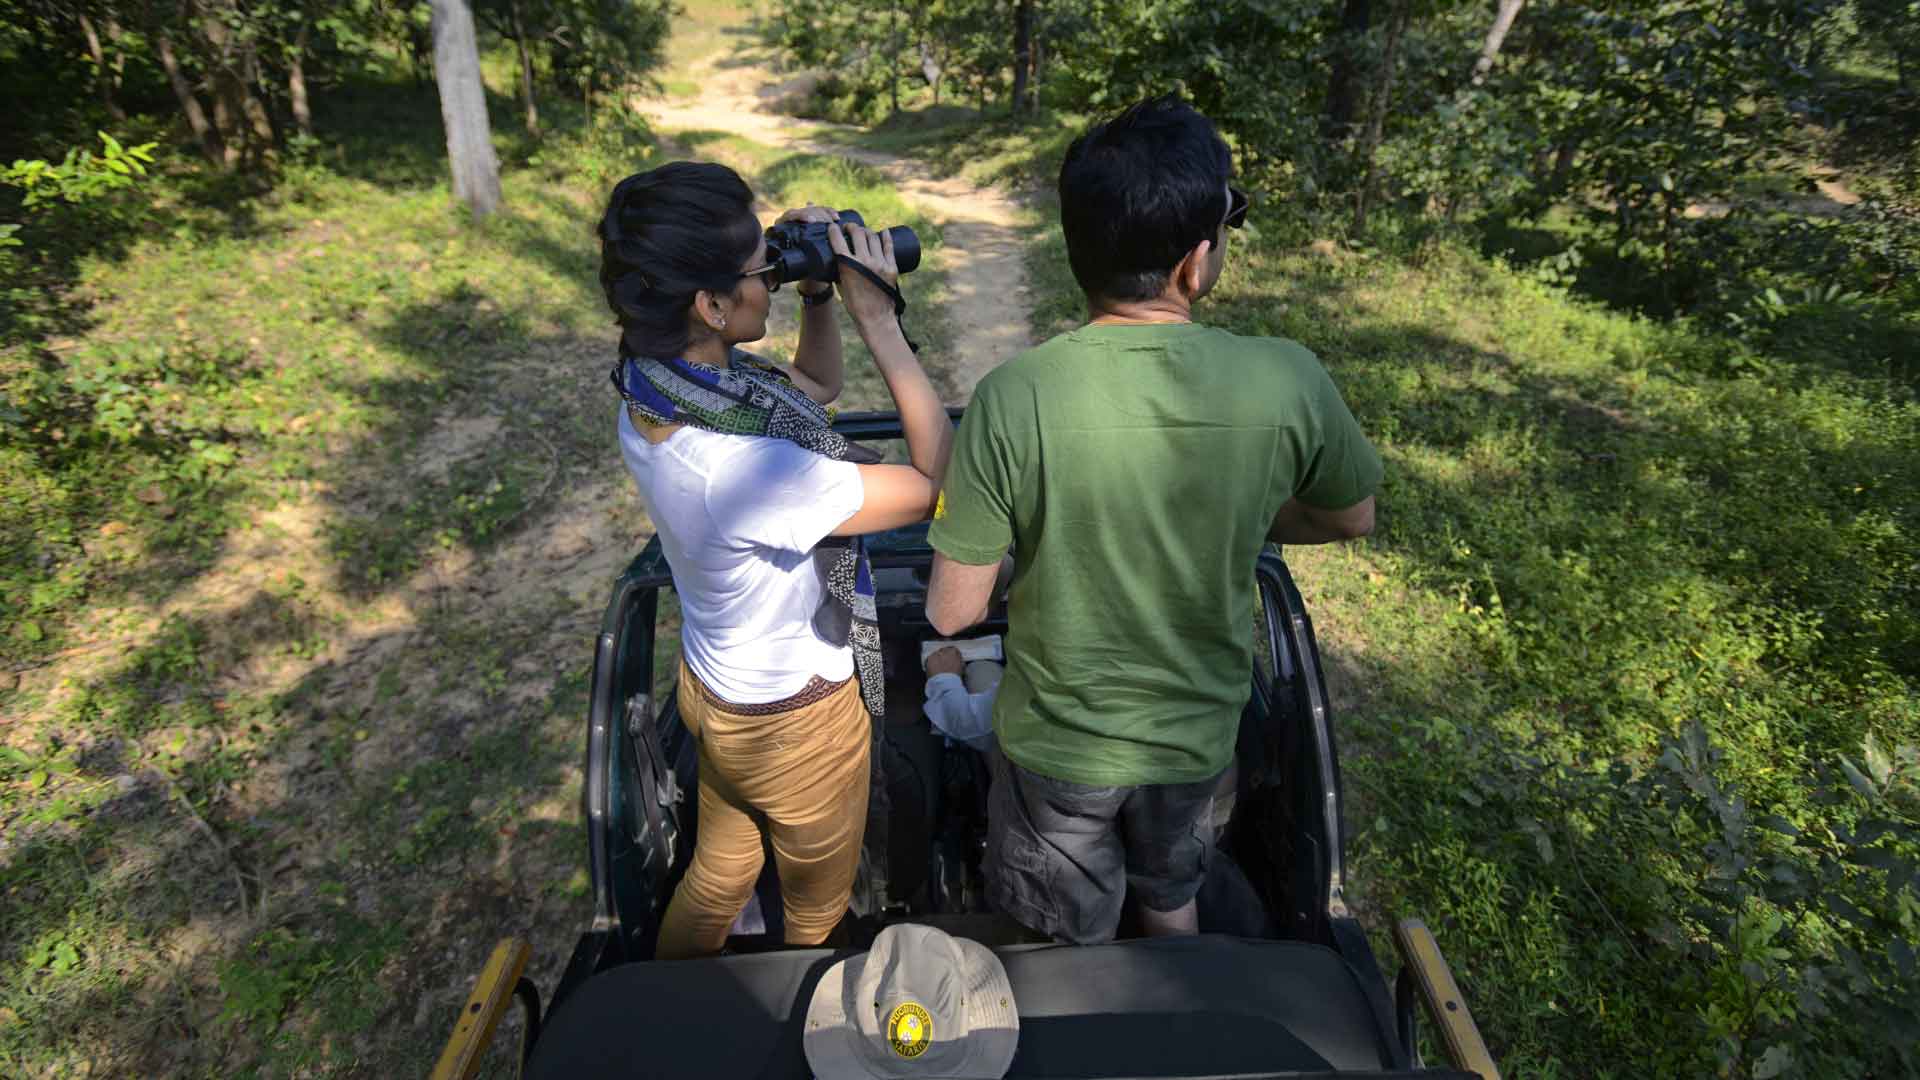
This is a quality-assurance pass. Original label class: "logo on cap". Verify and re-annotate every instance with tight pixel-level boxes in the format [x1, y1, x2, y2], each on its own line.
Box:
[886, 1002, 933, 1059]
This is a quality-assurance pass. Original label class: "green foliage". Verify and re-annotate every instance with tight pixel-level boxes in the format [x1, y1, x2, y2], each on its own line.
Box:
[772, 0, 1919, 317]
[217, 918, 401, 1031]
[774, 0, 1021, 122]
[1086, 220, 1920, 1074]
[479, 0, 676, 99]
[1, 133, 156, 212]
[1461, 722, 1920, 1075]
[1853, 0, 1920, 89]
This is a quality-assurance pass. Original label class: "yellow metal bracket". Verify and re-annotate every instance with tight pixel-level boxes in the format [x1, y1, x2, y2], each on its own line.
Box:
[1392, 917, 1501, 1080]
[430, 938, 533, 1080]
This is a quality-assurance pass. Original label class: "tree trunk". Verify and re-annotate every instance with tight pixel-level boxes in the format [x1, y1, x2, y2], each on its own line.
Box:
[289, 18, 313, 139]
[210, 86, 240, 168]
[1549, 141, 1577, 193]
[78, 12, 126, 121]
[887, 0, 901, 116]
[919, 40, 941, 90]
[1011, 0, 1033, 116]
[1032, 12, 1046, 105]
[1353, 2, 1408, 234]
[1470, 0, 1526, 85]
[509, 0, 540, 138]
[238, 41, 278, 157]
[431, 0, 502, 218]
[155, 29, 226, 168]
[198, 9, 249, 168]
[1323, 0, 1371, 139]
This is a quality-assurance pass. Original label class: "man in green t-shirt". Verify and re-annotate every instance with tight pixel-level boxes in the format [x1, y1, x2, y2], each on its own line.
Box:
[924, 94, 1383, 944]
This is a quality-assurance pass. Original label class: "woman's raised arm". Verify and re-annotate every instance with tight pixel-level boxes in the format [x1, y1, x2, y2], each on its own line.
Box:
[826, 223, 953, 537]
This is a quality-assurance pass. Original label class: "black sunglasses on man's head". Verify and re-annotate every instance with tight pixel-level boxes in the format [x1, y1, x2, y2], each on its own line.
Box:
[1223, 185, 1249, 231]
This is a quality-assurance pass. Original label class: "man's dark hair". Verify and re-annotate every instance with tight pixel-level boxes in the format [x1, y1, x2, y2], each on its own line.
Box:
[1057, 94, 1233, 304]
[598, 161, 763, 357]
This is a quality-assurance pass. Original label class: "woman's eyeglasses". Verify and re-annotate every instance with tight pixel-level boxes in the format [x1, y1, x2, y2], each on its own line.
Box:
[739, 263, 782, 292]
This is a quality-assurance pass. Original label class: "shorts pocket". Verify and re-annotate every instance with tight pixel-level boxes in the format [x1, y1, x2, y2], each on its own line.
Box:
[986, 756, 1058, 930]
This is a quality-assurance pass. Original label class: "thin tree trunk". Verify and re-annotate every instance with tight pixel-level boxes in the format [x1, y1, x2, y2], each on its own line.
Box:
[1032, 12, 1046, 105]
[210, 86, 238, 164]
[431, 0, 502, 218]
[508, 0, 540, 138]
[919, 39, 941, 98]
[103, 17, 129, 96]
[289, 18, 313, 139]
[1011, 0, 1032, 116]
[1353, 2, 1408, 234]
[1323, 0, 1371, 139]
[79, 12, 127, 121]
[889, 0, 901, 116]
[198, 9, 249, 168]
[1550, 141, 1576, 192]
[155, 28, 227, 168]
[238, 43, 277, 157]
[1470, 0, 1526, 85]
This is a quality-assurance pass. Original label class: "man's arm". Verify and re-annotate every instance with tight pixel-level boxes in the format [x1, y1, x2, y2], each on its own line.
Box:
[927, 552, 1002, 636]
[1268, 494, 1375, 544]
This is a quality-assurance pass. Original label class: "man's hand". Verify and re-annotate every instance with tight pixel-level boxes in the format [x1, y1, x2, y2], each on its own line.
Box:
[925, 646, 964, 678]
[774, 204, 837, 297]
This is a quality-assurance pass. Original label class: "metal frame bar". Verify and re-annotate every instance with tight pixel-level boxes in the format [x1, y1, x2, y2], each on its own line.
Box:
[430, 938, 534, 1080]
[1392, 918, 1501, 1079]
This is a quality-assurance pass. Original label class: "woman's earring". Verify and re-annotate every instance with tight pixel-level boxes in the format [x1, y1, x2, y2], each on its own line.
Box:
[718, 315, 728, 330]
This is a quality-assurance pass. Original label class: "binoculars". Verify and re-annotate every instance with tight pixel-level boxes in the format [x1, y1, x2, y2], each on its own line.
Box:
[762, 210, 921, 287]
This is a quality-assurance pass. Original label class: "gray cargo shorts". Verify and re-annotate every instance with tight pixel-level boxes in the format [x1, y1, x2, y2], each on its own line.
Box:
[985, 749, 1222, 944]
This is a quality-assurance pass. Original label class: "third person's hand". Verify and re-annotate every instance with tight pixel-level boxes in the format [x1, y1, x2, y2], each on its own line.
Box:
[925, 646, 964, 679]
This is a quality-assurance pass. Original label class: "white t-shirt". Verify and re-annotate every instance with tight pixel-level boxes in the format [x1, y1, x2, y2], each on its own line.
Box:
[617, 409, 864, 704]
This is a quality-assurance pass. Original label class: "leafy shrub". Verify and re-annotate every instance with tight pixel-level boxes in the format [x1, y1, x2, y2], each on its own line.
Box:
[1, 134, 157, 212]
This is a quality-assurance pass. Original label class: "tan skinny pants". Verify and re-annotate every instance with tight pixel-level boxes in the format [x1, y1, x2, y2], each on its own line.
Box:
[653, 662, 872, 960]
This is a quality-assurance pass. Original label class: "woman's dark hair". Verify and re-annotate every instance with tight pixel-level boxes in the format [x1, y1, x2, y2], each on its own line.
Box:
[1057, 94, 1233, 303]
[598, 161, 763, 357]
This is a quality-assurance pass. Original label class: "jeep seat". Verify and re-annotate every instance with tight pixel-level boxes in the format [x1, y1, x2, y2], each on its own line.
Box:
[526, 934, 1412, 1079]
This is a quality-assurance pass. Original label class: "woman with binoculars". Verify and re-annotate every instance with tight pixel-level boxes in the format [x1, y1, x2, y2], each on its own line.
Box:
[600, 161, 951, 959]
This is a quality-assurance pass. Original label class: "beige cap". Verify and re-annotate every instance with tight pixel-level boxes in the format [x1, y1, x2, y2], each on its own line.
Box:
[803, 923, 1019, 1079]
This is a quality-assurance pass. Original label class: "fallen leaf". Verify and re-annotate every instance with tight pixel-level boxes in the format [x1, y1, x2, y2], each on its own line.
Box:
[136, 485, 167, 504]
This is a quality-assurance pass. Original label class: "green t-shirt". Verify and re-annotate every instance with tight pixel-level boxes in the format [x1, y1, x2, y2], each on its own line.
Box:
[927, 322, 1381, 786]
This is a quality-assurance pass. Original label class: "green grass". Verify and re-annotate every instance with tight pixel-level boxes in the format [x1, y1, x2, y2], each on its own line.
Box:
[1016, 176, 1919, 1071]
[6, 4, 1916, 1075]
[0, 58, 959, 1076]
